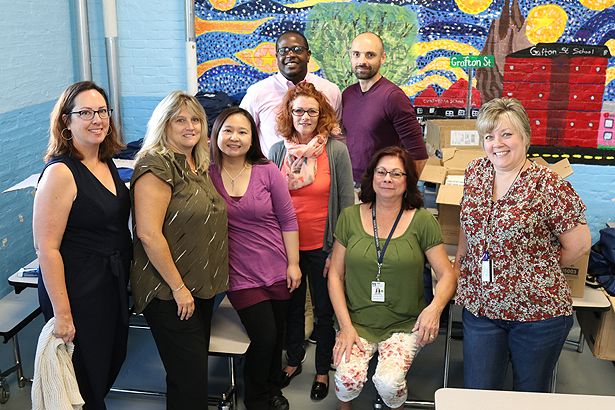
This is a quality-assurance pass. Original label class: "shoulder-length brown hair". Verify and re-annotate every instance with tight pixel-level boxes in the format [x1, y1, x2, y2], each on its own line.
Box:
[275, 82, 339, 141]
[358, 146, 424, 210]
[46, 81, 124, 162]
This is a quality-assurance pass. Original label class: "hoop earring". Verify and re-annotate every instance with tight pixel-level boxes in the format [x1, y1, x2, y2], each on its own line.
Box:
[106, 125, 112, 137]
[61, 128, 73, 141]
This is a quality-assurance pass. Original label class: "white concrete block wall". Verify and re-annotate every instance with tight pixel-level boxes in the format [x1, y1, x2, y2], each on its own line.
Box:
[0, 1, 74, 297]
[86, 0, 188, 141]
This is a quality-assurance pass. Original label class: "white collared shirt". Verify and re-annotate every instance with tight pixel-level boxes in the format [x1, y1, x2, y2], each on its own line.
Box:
[240, 72, 342, 157]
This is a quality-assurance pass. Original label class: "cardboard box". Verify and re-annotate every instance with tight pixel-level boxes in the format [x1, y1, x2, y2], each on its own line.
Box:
[436, 185, 463, 244]
[425, 119, 480, 155]
[420, 148, 484, 244]
[529, 156, 573, 178]
[576, 292, 615, 360]
[419, 148, 485, 184]
[563, 251, 589, 298]
[420, 155, 575, 246]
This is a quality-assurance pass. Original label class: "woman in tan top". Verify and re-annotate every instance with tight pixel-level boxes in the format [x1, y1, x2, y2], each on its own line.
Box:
[130, 91, 228, 410]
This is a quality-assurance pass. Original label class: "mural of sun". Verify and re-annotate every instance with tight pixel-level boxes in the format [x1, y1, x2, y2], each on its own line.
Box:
[209, 0, 236, 11]
[454, 0, 493, 14]
[235, 43, 278, 73]
[579, 0, 615, 10]
[525, 4, 568, 44]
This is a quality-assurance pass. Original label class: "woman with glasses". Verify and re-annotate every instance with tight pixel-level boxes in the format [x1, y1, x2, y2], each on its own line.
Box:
[209, 107, 300, 410]
[270, 82, 354, 401]
[327, 146, 457, 410]
[453, 98, 590, 392]
[33, 81, 132, 409]
[131, 91, 228, 409]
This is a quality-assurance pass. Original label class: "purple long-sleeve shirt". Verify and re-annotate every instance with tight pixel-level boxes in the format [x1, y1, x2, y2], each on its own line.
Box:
[209, 162, 298, 291]
[342, 76, 428, 182]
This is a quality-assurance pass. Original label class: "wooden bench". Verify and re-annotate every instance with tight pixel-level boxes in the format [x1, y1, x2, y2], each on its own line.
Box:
[0, 287, 41, 403]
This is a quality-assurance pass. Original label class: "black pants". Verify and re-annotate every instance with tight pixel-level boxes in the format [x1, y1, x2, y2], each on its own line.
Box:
[39, 268, 128, 410]
[285, 249, 335, 375]
[143, 297, 214, 410]
[237, 299, 289, 410]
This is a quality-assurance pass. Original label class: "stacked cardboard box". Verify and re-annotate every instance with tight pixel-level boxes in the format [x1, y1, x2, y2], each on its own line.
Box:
[424, 119, 481, 155]
[420, 119, 586, 296]
[577, 292, 615, 360]
[420, 148, 484, 244]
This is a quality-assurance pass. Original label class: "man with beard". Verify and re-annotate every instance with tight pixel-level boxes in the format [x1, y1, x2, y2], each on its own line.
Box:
[342, 32, 427, 183]
[241, 30, 342, 156]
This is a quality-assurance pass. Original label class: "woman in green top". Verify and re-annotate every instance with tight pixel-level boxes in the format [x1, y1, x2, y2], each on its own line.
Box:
[131, 91, 228, 410]
[328, 146, 457, 410]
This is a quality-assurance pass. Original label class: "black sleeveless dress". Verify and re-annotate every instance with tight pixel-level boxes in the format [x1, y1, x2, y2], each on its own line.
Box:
[38, 155, 132, 410]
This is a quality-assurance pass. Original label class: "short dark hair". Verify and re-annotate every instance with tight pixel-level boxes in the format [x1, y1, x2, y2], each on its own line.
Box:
[358, 146, 424, 210]
[276, 30, 309, 50]
[210, 107, 268, 166]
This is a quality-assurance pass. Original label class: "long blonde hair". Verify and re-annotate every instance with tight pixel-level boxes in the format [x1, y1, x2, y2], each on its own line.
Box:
[136, 91, 210, 171]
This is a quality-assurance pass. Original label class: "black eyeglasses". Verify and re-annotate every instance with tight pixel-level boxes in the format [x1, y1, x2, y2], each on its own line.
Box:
[291, 108, 319, 117]
[374, 167, 406, 179]
[276, 46, 308, 56]
[69, 108, 113, 120]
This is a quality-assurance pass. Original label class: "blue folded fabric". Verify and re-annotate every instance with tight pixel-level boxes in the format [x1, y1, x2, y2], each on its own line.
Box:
[118, 168, 134, 182]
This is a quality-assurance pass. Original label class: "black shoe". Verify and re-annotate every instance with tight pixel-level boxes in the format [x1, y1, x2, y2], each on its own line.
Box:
[280, 364, 302, 389]
[269, 394, 289, 410]
[310, 377, 329, 401]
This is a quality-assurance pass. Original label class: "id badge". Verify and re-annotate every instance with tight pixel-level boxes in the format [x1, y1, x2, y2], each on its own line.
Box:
[481, 251, 493, 283]
[371, 281, 385, 302]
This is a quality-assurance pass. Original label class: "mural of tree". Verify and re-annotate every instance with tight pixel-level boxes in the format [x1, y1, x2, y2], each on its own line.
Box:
[305, 3, 419, 90]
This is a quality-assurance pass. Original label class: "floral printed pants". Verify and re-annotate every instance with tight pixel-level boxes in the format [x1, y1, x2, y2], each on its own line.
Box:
[334, 332, 421, 408]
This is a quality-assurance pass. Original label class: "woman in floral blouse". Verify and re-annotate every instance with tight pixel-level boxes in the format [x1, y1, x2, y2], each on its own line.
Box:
[453, 97, 591, 392]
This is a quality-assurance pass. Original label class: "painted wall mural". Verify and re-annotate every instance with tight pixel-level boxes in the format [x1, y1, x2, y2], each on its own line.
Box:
[195, 0, 615, 163]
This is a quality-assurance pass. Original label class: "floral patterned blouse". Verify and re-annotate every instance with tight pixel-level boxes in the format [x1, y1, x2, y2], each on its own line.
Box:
[456, 157, 587, 321]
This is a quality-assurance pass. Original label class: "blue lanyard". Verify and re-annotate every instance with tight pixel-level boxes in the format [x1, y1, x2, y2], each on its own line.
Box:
[372, 204, 404, 281]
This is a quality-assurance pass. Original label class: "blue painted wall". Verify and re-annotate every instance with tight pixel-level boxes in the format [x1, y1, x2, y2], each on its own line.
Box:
[0, 1, 74, 298]
[92, 0, 188, 142]
[0, 1, 612, 299]
[0, 0, 187, 297]
[567, 165, 615, 237]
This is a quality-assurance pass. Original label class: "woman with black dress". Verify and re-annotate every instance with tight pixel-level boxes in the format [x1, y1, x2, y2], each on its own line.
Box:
[33, 81, 132, 410]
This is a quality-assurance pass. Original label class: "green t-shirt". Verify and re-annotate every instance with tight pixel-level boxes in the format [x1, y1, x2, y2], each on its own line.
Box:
[334, 204, 443, 342]
[130, 151, 229, 313]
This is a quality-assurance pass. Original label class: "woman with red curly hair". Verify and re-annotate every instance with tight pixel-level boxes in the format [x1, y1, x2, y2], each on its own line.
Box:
[270, 82, 354, 401]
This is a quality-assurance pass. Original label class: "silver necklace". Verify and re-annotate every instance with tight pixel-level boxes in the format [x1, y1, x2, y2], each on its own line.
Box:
[222, 163, 248, 191]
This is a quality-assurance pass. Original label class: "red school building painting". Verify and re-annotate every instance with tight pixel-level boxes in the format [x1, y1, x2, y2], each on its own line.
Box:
[502, 43, 611, 149]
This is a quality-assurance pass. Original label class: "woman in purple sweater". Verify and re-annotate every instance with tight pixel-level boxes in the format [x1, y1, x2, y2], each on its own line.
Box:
[209, 107, 302, 410]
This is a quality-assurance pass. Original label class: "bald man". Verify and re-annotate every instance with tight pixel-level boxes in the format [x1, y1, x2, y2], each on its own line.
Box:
[342, 32, 427, 182]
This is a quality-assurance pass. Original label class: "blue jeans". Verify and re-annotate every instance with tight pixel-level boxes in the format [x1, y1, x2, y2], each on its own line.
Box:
[462, 308, 573, 392]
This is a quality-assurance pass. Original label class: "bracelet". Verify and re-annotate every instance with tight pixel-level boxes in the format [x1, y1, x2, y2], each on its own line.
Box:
[172, 283, 185, 292]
